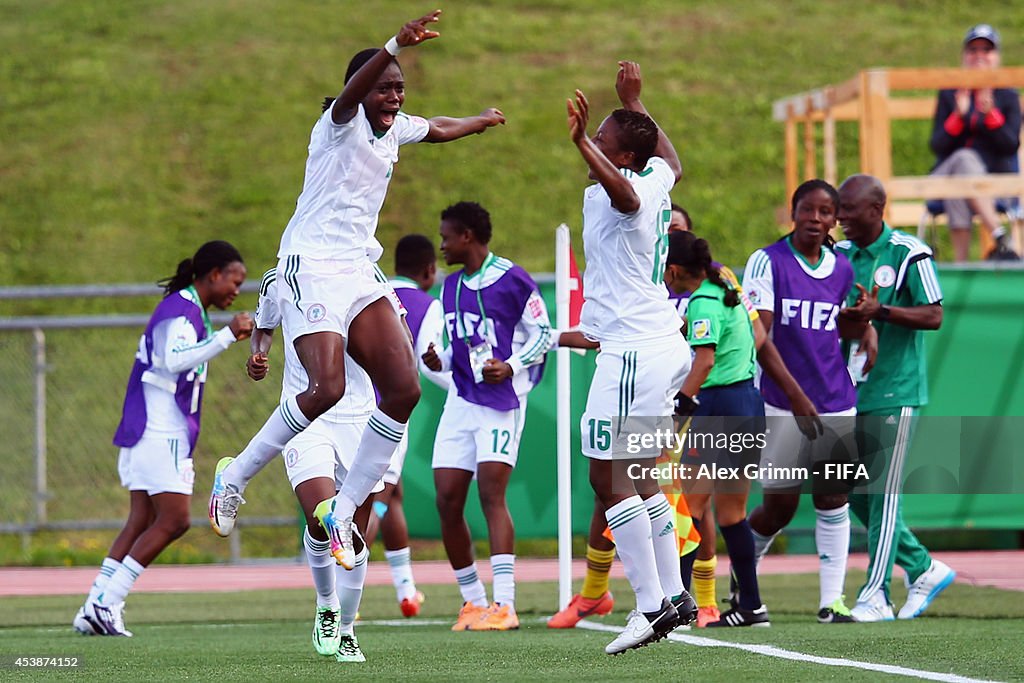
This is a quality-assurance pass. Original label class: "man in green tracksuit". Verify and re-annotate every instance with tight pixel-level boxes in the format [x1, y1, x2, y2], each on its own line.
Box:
[835, 174, 957, 622]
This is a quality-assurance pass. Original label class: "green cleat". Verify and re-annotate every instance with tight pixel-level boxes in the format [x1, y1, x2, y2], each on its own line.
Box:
[314, 498, 354, 569]
[335, 633, 366, 663]
[312, 606, 342, 656]
[818, 596, 857, 623]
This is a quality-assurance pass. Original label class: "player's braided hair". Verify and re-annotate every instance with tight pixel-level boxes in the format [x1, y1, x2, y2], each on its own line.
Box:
[611, 109, 659, 168]
[322, 48, 402, 112]
[158, 241, 244, 296]
[786, 178, 839, 248]
[667, 231, 740, 307]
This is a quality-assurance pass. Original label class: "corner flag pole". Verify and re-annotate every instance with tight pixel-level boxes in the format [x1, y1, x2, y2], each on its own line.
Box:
[555, 224, 572, 610]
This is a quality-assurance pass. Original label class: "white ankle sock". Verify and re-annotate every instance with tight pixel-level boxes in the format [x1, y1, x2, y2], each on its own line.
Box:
[453, 563, 488, 608]
[98, 555, 144, 606]
[87, 557, 121, 604]
[490, 554, 516, 607]
[385, 547, 417, 602]
[606, 496, 664, 613]
[644, 493, 684, 599]
[816, 504, 851, 608]
[304, 528, 339, 609]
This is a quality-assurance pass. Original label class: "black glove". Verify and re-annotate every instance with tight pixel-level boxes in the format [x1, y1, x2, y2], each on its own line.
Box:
[674, 391, 700, 418]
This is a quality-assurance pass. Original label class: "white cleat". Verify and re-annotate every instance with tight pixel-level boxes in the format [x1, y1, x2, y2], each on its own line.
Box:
[73, 606, 98, 635]
[899, 559, 956, 619]
[851, 593, 895, 623]
[209, 456, 245, 537]
[83, 600, 133, 637]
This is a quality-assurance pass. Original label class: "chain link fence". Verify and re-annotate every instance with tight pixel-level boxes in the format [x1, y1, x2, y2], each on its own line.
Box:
[0, 285, 301, 562]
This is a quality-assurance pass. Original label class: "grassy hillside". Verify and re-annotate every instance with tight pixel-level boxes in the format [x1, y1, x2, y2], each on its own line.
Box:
[2, 0, 1023, 292]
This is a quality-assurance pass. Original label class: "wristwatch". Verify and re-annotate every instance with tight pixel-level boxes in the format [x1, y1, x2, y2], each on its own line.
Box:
[876, 305, 892, 321]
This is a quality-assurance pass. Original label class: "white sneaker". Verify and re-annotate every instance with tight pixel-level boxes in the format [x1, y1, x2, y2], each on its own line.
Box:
[898, 559, 956, 619]
[83, 600, 133, 637]
[73, 606, 97, 635]
[605, 610, 655, 655]
[209, 456, 245, 537]
[850, 593, 895, 623]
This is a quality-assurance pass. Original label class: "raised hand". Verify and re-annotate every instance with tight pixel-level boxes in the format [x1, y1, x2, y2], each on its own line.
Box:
[567, 89, 590, 144]
[479, 107, 506, 129]
[397, 9, 442, 48]
[616, 60, 642, 107]
[955, 88, 971, 117]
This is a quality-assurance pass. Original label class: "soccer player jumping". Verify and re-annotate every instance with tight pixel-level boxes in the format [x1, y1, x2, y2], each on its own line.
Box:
[567, 61, 697, 655]
[208, 9, 505, 570]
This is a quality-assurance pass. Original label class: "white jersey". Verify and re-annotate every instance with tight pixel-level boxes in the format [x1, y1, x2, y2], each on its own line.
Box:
[255, 268, 375, 424]
[579, 156, 679, 345]
[277, 102, 429, 261]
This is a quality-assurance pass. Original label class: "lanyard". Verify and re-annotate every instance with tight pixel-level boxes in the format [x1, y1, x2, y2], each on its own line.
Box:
[186, 285, 214, 336]
[454, 253, 494, 345]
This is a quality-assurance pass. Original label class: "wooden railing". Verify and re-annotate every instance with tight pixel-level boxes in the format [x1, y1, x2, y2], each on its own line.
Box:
[772, 67, 1024, 248]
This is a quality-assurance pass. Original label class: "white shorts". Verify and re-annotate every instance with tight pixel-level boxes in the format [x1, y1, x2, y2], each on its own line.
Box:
[581, 333, 691, 459]
[432, 393, 527, 472]
[282, 418, 385, 494]
[277, 255, 395, 341]
[117, 433, 195, 495]
[759, 404, 858, 489]
[383, 432, 409, 486]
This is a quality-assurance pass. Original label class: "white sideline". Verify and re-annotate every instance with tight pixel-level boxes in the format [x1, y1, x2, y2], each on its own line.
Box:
[575, 620, 999, 683]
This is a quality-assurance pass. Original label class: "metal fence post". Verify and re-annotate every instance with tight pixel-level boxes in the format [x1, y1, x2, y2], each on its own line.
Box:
[33, 327, 47, 525]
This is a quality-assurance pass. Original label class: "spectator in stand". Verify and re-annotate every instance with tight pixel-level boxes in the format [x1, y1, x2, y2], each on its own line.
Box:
[929, 23, 1020, 262]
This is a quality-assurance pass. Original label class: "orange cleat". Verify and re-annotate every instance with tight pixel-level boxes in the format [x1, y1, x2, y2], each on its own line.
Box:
[400, 590, 425, 618]
[696, 605, 721, 628]
[468, 602, 520, 631]
[547, 591, 615, 629]
[451, 602, 488, 631]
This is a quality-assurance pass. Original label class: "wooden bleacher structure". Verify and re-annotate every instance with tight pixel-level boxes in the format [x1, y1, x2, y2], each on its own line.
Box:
[773, 67, 1024, 255]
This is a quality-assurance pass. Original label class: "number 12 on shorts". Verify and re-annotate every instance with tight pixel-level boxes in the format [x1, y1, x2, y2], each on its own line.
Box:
[491, 429, 511, 456]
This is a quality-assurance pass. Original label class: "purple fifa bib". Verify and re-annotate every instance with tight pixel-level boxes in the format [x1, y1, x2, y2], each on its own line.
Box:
[761, 241, 858, 413]
[113, 289, 211, 452]
[442, 261, 539, 411]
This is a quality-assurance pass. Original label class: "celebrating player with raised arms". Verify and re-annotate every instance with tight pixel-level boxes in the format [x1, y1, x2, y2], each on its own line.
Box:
[567, 61, 697, 655]
[208, 10, 506, 572]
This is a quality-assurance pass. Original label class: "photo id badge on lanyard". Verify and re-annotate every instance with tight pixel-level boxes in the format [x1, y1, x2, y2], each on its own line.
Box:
[456, 262, 493, 384]
[469, 340, 493, 384]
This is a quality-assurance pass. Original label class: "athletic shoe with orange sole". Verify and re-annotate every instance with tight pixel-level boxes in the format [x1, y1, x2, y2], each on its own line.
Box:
[451, 602, 488, 631]
[696, 605, 721, 628]
[400, 590, 426, 618]
[547, 591, 615, 628]
[468, 602, 520, 631]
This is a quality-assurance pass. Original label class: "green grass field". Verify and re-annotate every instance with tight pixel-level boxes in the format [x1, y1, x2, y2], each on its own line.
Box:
[2, 573, 1023, 681]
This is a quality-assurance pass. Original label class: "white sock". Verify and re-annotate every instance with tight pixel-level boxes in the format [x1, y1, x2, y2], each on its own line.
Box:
[816, 504, 851, 609]
[644, 493, 684, 599]
[453, 563, 489, 608]
[304, 528, 339, 609]
[97, 555, 144, 606]
[337, 545, 369, 635]
[384, 547, 417, 602]
[993, 226, 1007, 240]
[337, 409, 406, 507]
[752, 528, 779, 566]
[490, 554, 516, 607]
[86, 557, 121, 604]
[224, 396, 310, 491]
[606, 496, 664, 613]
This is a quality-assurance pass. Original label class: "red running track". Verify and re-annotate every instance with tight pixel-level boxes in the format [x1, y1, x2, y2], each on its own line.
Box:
[1, 551, 1021, 597]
